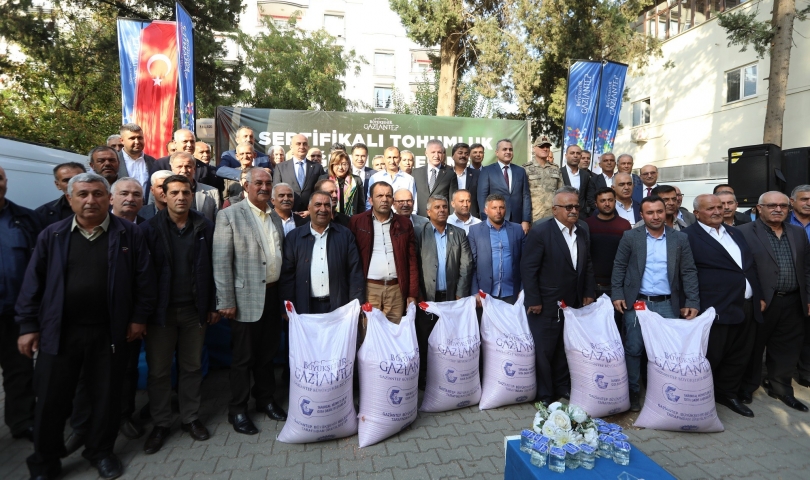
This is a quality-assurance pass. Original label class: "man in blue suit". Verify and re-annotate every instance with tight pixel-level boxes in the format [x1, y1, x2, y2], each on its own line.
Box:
[468, 194, 525, 305]
[477, 139, 532, 234]
[219, 127, 272, 169]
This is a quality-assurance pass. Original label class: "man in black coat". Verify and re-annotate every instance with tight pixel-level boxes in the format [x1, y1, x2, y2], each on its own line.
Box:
[35, 162, 86, 226]
[413, 139, 456, 216]
[522, 186, 595, 405]
[280, 191, 364, 315]
[685, 194, 764, 417]
[739, 191, 810, 412]
[560, 145, 595, 216]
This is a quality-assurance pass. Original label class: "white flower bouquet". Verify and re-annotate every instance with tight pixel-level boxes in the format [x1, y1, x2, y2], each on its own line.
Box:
[532, 402, 599, 449]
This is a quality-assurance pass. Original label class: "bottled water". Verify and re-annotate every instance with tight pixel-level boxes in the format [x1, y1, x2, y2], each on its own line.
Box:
[530, 441, 548, 468]
[579, 444, 597, 469]
[563, 443, 581, 469]
[600, 435, 615, 459]
[607, 423, 623, 433]
[548, 446, 566, 473]
[520, 429, 534, 453]
[611, 432, 629, 442]
[613, 441, 631, 465]
[597, 425, 612, 435]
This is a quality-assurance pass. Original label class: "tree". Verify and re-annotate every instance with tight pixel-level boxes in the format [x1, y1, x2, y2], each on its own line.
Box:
[391, 69, 495, 117]
[237, 17, 366, 111]
[718, 0, 810, 146]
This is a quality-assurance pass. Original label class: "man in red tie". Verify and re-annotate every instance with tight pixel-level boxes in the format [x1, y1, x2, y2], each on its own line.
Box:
[640, 165, 659, 197]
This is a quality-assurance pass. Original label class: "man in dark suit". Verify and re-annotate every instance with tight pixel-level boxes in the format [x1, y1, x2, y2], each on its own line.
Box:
[560, 144, 595, 216]
[590, 152, 617, 192]
[522, 186, 595, 405]
[613, 173, 642, 225]
[617, 154, 644, 204]
[413, 140, 457, 216]
[351, 143, 376, 198]
[468, 194, 525, 304]
[448, 142, 480, 218]
[117, 123, 157, 191]
[219, 126, 272, 169]
[314, 178, 351, 227]
[272, 134, 326, 212]
[477, 139, 532, 234]
[280, 191, 365, 315]
[739, 191, 810, 412]
[414, 194, 473, 385]
[36, 162, 86, 226]
[686, 194, 764, 417]
[153, 129, 218, 189]
[269, 183, 308, 236]
[611, 195, 700, 411]
[713, 185, 752, 226]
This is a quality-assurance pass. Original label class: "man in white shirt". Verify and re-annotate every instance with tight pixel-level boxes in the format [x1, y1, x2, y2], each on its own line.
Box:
[447, 189, 481, 234]
[366, 146, 417, 210]
[269, 183, 305, 235]
[613, 173, 639, 225]
[449, 142, 480, 217]
[560, 144, 594, 215]
[639, 164, 659, 197]
[117, 123, 156, 191]
[393, 188, 428, 231]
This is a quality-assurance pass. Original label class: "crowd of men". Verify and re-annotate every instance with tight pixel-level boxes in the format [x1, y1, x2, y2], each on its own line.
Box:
[2, 123, 810, 480]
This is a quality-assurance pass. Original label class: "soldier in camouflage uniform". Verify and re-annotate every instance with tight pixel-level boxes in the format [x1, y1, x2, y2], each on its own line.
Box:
[525, 135, 562, 222]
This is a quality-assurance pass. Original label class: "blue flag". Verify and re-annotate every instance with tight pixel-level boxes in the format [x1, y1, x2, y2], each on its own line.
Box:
[117, 18, 149, 125]
[176, 3, 195, 132]
[593, 61, 628, 159]
[563, 61, 602, 154]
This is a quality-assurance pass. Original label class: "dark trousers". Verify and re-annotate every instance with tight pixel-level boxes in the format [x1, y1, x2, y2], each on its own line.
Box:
[796, 310, 810, 381]
[309, 297, 332, 314]
[27, 324, 127, 478]
[229, 285, 280, 415]
[0, 313, 35, 435]
[743, 292, 805, 396]
[416, 291, 448, 386]
[706, 299, 756, 399]
[527, 312, 569, 402]
[146, 306, 206, 427]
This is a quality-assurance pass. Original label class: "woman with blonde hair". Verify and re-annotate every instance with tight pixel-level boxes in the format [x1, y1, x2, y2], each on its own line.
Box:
[319, 150, 365, 215]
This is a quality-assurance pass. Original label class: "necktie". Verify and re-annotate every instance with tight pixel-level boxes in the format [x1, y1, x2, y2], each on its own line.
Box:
[503, 166, 510, 190]
[429, 168, 437, 191]
[296, 161, 305, 189]
[646, 187, 651, 197]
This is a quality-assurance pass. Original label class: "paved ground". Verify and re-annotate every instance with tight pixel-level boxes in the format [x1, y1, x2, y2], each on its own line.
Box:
[1, 367, 810, 479]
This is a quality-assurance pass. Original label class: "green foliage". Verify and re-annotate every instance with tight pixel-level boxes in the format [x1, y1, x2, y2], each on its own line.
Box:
[718, 3, 810, 59]
[391, 70, 495, 117]
[238, 16, 366, 111]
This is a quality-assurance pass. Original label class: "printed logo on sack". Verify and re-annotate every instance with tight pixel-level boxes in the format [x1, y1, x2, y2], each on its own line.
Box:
[388, 387, 403, 406]
[581, 340, 624, 363]
[379, 350, 420, 376]
[295, 357, 353, 387]
[457, 401, 470, 408]
[680, 425, 699, 431]
[593, 373, 609, 390]
[516, 396, 528, 402]
[503, 362, 516, 377]
[654, 351, 711, 377]
[664, 385, 681, 403]
[300, 397, 314, 416]
[438, 335, 481, 358]
[445, 369, 458, 383]
[495, 333, 535, 352]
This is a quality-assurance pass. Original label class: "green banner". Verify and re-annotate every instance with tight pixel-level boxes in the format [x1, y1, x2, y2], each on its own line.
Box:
[215, 107, 530, 167]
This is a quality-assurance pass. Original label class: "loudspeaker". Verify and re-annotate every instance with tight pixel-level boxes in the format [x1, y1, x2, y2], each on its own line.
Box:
[781, 147, 810, 197]
[728, 144, 783, 207]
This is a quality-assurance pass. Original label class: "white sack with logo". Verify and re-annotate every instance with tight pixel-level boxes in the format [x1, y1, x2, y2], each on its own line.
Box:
[479, 291, 536, 410]
[419, 296, 481, 412]
[357, 303, 419, 447]
[277, 300, 360, 443]
[562, 294, 630, 417]
[635, 305, 723, 432]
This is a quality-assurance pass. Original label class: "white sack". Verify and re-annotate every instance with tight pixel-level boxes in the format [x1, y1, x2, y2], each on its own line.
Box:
[562, 294, 630, 417]
[277, 300, 360, 443]
[634, 305, 724, 432]
[479, 291, 536, 410]
[357, 303, 420, 447]
[419, 297, 481, 412]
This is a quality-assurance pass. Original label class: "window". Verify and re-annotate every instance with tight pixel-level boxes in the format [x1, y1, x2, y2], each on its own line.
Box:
[374, 87, 393, 109]
[726, 64, 757, 103]
[324, 14, 344, 37]
[632, 99, 651, 127]
[375, 52, 395, 76]
[642, 1, 749, 38]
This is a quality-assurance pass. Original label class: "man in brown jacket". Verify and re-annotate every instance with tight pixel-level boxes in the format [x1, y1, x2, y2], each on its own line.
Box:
[349, 182, 419, 325]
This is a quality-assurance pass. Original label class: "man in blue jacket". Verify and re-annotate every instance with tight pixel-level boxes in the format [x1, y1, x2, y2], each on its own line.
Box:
[15, 172, 156, 480]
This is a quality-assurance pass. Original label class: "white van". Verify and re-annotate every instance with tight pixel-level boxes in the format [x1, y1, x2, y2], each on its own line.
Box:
[0, 136, 88, 209]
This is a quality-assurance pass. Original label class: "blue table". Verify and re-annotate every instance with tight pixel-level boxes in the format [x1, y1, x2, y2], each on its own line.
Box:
[504, 439, 675, 479]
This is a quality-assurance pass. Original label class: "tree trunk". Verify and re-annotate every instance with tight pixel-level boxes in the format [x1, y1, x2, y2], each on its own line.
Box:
[764, 0, 796, 146]
[436, 33, 462, 116]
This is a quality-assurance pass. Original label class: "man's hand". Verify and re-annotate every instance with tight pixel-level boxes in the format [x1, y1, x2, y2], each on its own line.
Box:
[521, 221, 531, 234]
[761, 300, 767, 312]
[127, 323, 147, 341]
[207, 312, 220, 325]
[219, 307, 237, 320]
[582, 297, 594, 306]
[476, 293, 483, 308]
[297, 211, 310, 218]
[527, 305, 542, 315]
[681, 307, 698, 320]
[613, 300, 627, 313]
[406, 297, 416, 307]
[18, 333, 39, 359]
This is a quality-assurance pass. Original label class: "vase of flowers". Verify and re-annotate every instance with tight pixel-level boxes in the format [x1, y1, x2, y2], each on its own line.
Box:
[532, 402, 599, 449]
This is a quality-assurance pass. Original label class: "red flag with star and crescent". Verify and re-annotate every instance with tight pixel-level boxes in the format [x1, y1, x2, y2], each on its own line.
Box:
[134, 20, 178, 158]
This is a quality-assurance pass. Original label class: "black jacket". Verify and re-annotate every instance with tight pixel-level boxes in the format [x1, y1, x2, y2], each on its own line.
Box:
[560, 166, 595, 216]
[141, 209, 216, 326]
[35, 195, 73, 227]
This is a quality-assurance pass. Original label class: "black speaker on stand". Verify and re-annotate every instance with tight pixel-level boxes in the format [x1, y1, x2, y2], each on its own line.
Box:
[728, 144, 783, 207]
[781, 147, 810, 197]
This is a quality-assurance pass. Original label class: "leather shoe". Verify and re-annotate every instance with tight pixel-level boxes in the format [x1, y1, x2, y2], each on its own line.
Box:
[629, 391, 641, 412]
[63, 431, 85, 457]
[12, 425, 33, 442]
[228, 413, 259, 435]
[181, 420, 210, 441]
[91, 454, 123, 479]
[767, 390, 809, 412]
[119, 416, 144, 439]
[559, 391, 571, 401]
[794, 377, 810, 388]
[30, 465, 61, 480]
[143, 426, 171, 454]
[716, 396, 754, 417]
[256, 401, 287, 421]
[739, 391, 753, 405]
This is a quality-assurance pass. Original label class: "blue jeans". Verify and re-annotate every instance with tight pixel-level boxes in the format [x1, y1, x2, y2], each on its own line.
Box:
[623, 300, 675, 392]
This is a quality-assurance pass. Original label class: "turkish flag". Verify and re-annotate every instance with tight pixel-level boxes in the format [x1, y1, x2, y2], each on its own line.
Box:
[134, 21, 178, 158]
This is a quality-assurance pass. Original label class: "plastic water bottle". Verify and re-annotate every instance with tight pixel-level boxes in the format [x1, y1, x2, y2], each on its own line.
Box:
[563, 443, 581, 469]
[613, 441, 631, 466]
[520, 429, 534, 453]
[599, 435, 615, 459]
[611, 432, 629, 442]
[530, 441, 548, 468]
[548, 446, 566, 473]
[579, 444, 596, 470]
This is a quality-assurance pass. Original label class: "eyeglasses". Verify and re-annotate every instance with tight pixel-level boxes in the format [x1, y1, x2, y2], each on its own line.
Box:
[759, 203, 790, 210]
[554, 204, 581, 211]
